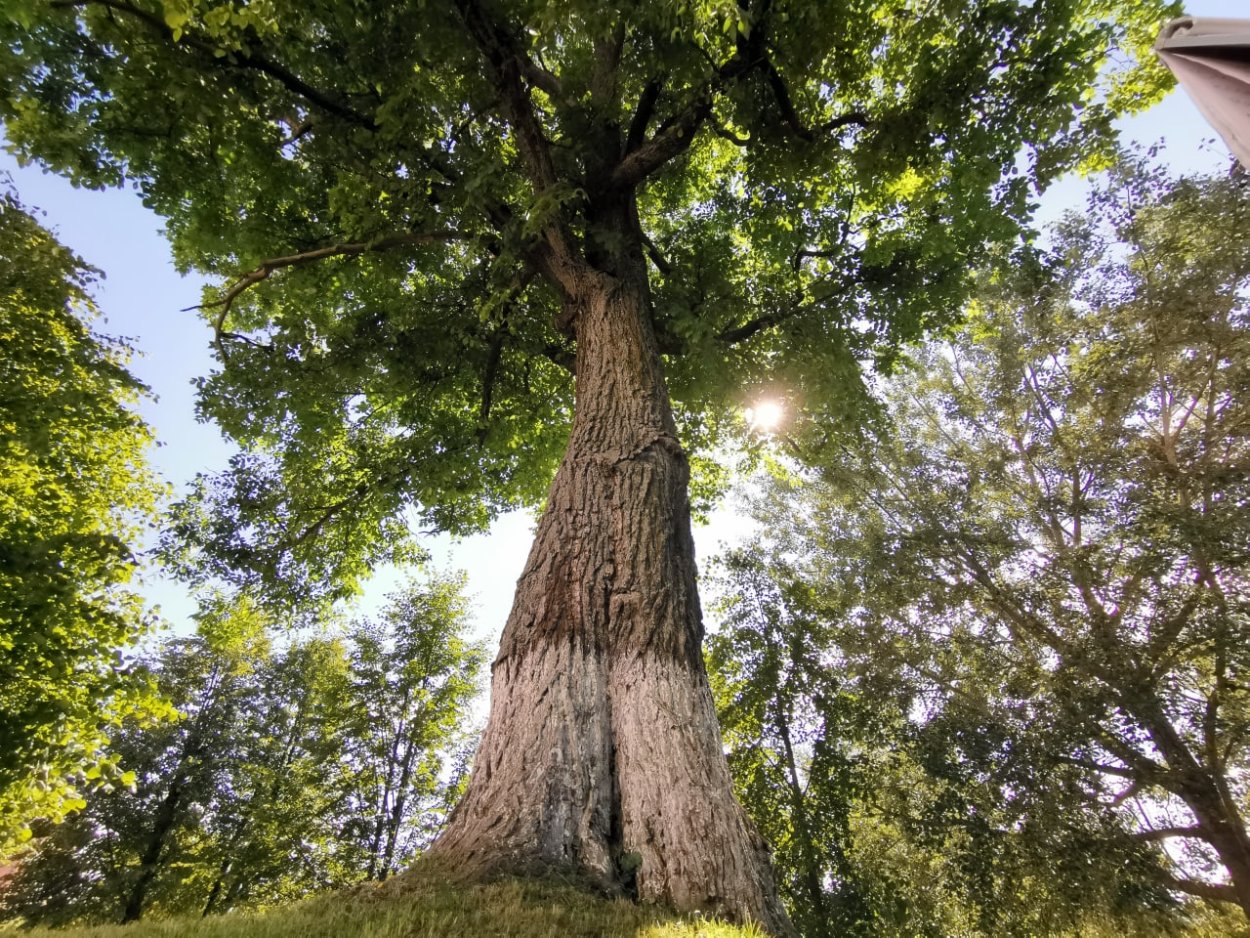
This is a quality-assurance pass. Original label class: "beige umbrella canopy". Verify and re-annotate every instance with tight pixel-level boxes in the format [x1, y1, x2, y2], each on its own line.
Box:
[1155, 17, 1250, 167]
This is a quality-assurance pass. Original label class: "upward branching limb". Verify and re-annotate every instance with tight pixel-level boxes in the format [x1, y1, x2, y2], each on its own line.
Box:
[625, 77, 664, 154]
[742, 0, 869, 145]
[711, 120, 750, 148]
[718, 307, 799, 346]
[520, 59, 565, 102]
[763, 62, 868, 141]
[1052, 752, 1168, 786]
[451, 0, 582, 290]
[613, 7, 868, 190]
[612, 1, 775, 191]
[1134, 825, 1213, 844]
[590, 22, 625, 113]
[613, 88, 716, 190]
[640, 231, 673, 277]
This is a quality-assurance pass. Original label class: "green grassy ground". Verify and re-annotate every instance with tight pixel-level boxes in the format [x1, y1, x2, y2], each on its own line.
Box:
[8, 869, 763, 938]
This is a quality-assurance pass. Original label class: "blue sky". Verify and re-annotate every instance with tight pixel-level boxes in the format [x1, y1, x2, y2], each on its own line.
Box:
[2, 0, 1244, 647]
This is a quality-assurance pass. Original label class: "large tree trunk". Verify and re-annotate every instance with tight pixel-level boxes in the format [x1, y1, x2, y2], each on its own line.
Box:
[431, 252, 790, 934]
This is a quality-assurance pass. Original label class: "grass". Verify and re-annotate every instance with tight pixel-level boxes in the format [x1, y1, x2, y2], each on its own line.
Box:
[9, 866, 765, 938]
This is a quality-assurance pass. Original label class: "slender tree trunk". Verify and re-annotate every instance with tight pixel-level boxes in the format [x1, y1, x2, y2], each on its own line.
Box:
[121, 776, 185, 922]
[122, 735, 203, 925]
[776, 704, 830, 937]
[368, 699, 406, 881]
[380, 732, 419, 879]
[202, 857, 231, 918]
[204, 694, 307, 916]
[122, 666, 224, 924]
[432, 243, 790, 934]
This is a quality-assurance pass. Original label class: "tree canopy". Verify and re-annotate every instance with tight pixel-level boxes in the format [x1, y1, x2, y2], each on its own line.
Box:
[0, 179, 164, 851]
[0, 0, 1177, 609]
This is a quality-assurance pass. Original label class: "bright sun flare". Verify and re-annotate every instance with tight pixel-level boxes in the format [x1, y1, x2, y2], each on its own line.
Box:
[745, 399, 784, 433]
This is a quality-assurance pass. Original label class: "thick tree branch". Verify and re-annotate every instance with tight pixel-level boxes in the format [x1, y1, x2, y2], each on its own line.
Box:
[451, 0, 559, 190]
[1052, 754, 1139, 779]
[52, 0, 378, 130]
[1158, 872, 1239, 904]
[718, 309, 793, 346]
[1090, 730, 1179, 788]
[279, 118, 314, 147]
[1135, 825, 1213, 843]
[820, 111, 871, 134]
[1108, 778, 1142, 808]
[764, 63, 868, 141]
[1146, 589, 1202, 671]
[641, 232, 673, 277]
[190, 231, 468, 356]
[718, 279, 856, 347]
[712, 121, 750, 147]
[792, 247, 842, 271]
[541, 343, 574, 373]
[613, 16, 772, 192]
[763, 63, 811, 141]
[613, 92, 715, 189]
[737, 0, 865, 144]
[521, 60, 564, 102]
[613, 25, 866, 188]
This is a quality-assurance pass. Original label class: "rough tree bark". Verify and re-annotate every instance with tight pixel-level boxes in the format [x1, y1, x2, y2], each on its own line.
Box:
[431, 230, 791, 934]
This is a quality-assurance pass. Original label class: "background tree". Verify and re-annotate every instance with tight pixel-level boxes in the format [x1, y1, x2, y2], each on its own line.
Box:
[708, 552, 879, 938]
[339, 574, 485, 883]
[0, 178, 164, 852]
[0, 576, 483, 926]
[0, 1, 1178, 927]
[119, 596, 272, 923]
[710, 157, 1250, 928]
[0, 596, 272, 925]
[712, 539, 1184, 937]
[194, 631, 355, 917]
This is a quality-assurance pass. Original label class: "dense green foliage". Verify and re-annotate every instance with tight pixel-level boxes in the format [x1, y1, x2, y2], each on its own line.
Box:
[0, 180, 164, 852]
[710, 158, 1250, 934]
[1, 0, 1219, 930]
[0, 576, 484, 927]
[0, 0, 1177, 611]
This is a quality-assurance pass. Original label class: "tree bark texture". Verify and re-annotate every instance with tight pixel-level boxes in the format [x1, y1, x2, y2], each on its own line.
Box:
[431, 260, 790, 934]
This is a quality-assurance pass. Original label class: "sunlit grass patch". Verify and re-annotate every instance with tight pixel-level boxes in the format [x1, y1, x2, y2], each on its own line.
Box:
[8, 869, 765, 938]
